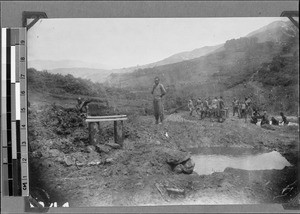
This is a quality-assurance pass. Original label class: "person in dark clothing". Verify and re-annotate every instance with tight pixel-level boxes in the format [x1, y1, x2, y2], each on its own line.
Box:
[271, 117, 279, 125]
[261, 111, 270, 126]
[250, 109, 260, 124]
[240, 98, 247, 122]
[218, 96, 225, 121]
[280, 112, 289, 125]
[232, 97, 239, 116]
[76, 97, 92, 113]
[250, 116, 258, 124]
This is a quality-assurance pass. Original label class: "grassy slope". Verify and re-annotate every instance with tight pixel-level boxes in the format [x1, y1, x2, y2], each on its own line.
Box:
[105, 26, 299, 115]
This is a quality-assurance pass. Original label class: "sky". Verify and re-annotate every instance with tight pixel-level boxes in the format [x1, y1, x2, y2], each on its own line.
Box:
[27, 17, 286, 69]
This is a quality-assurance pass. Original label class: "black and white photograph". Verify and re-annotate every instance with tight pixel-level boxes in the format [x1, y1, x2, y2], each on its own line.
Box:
[27, 17, 299, 207]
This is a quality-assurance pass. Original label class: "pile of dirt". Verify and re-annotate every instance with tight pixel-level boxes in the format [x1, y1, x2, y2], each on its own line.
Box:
[28, 103, 298, 207]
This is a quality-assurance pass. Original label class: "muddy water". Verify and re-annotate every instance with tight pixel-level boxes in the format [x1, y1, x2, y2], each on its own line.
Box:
[191, 149, 292, 175]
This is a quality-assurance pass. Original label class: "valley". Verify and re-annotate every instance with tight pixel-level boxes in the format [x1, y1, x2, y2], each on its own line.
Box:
[27, 19, 299, 208]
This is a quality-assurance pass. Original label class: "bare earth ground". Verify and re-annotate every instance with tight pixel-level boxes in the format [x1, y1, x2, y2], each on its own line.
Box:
[28, 102, 299, 207]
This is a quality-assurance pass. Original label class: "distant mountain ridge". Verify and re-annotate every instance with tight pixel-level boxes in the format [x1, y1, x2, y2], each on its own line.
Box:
[28, 59, 112, 71]
[29, 20, 296, 85]
[105, 20, 298, 89]
[136, 44, 224, 69]
[47, 67, 112, 82]
[29, 44, 224, 83]
[104, 20, 299, 114]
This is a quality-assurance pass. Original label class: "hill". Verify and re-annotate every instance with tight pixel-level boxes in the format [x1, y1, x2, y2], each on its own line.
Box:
[28, 59, 111, 71]
[137, 44, 223, 69]
[105, 20, 299, 114]
[246, 20, 297, 43]
[46, 67, 112, 83]
[28, 45, 223, 84]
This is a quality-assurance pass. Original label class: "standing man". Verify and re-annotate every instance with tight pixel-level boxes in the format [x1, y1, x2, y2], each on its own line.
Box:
[211, 97, 219, 118]
[151, 77, 166, 124]
[241, 98, 247, 122]
[188, 99, 195, 116]
[232, 97, 239, 117]
[245, 96, 253, 117]
[218, 96, 225, 119]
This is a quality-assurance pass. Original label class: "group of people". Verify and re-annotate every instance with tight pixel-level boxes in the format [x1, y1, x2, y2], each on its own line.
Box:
[250, 110, 289, 126]
[188, 96, 226, 121]
[150, 77, 291, 127]
[232, 96, 290, 126]
[232, 96, 253, 121]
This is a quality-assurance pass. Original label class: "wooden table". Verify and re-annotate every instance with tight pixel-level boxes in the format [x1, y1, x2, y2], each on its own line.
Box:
[86, 115, 128, 146]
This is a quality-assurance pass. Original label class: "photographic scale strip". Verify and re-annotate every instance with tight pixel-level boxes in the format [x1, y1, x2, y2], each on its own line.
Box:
[1, 28, 29, 197]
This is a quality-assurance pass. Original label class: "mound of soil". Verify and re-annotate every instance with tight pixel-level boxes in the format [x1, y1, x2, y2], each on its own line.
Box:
[28, 104, 299, 207]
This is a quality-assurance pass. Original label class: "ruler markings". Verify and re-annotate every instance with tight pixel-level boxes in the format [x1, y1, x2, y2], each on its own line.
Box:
[20, 28, 29, 196]
[8, 180, 13, 196]
[2, 164, 9, 194]
[11, 121, 17, 159]
[10, 46, 16, 83]
[1, 28, 28, 197]
[15, 83, 20, 120]
[1, 28, 9, 195]
[15, 45, 20, 82]
[11, 84, 16, 121]
[2, 147, 8, 164]
[1, 130, 7, 148]
[16, 120, 21, 153]
[7, 159, 12, 177]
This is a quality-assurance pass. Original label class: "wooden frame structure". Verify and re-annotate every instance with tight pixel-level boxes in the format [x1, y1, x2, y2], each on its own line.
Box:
[86, 115, 127, 146]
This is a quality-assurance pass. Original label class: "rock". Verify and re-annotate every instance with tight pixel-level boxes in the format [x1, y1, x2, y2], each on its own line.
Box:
[76, 162, 85, 167]
[87, 156, 101, 165]
[174, 164, 184, 173]
[165, 149, 191, 165]
[57, 157, 65, 164]
[49, 149, 61, 157]
[182, 159, 195, 174]
[64, 156, 75, 166]
[105, 158, 113, 164]
[31, 151, 42, 158]
[95, 144, 111, 154]
[88, 161, 97, 166]
[166, 187, 185, 197]
[107, 142, 121, 149]
[71, 152, 87, 164]
[86, 145, 96, 153]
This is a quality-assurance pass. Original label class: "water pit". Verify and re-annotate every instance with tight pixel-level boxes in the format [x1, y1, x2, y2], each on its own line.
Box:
[190, 147, 292, 175]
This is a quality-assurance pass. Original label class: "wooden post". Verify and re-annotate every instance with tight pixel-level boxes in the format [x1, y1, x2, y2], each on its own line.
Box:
[88, 122, 100, 146]
[114, 121, 124, 146]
